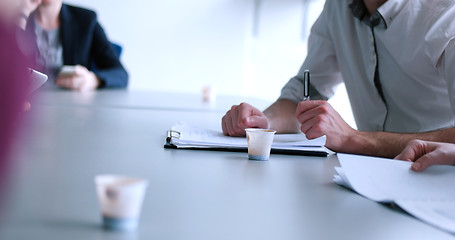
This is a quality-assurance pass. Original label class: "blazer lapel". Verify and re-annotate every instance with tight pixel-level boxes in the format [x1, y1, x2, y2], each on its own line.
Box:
[60, 4, 77, 65]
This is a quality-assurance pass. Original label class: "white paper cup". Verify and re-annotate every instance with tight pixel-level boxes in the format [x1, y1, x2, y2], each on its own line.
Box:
[245, 128, 276, 161]
[202, 85, 217, 103]
[95, 175, 148, 231]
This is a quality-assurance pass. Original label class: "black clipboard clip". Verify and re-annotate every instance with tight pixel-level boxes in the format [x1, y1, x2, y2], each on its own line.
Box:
[166, 130, 181, 142]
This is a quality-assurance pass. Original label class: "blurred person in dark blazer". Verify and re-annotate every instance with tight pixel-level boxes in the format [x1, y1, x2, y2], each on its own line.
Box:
[27, 0, 128, 91]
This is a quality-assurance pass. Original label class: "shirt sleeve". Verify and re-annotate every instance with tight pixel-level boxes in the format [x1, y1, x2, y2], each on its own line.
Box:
[443, 39, 455, 114]
[279, 0, 343, 103]
[90, 22, 129, 88]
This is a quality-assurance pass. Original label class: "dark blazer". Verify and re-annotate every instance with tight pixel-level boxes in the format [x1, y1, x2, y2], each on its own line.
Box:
[28, 4, 128, 88]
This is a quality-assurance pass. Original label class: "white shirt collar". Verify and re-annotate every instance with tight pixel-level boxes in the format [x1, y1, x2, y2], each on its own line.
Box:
[377, 0, 408, 26]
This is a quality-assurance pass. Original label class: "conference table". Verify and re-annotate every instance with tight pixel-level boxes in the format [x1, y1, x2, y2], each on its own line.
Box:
[0, 90, 453, 240]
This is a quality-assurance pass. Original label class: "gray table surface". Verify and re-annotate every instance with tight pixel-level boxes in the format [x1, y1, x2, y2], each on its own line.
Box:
[1, 92, 454, 240]
[32, 89, 271, 113]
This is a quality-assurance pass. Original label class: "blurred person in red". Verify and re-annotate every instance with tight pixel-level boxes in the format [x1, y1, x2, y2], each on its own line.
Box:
[0, 0, 34, 194]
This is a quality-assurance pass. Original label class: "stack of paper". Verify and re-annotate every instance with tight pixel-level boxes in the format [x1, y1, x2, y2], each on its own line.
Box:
[334, 153, 455, 234]
[164, 122, 332, 156]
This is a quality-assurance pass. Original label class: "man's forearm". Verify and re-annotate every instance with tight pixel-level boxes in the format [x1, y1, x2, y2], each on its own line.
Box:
[263, 99, 300, 134]
[346, 127, 455, 158]
[262, 99, 455, 158]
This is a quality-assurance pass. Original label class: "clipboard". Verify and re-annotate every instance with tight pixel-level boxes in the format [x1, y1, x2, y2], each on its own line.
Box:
[164, 124, 332, 157]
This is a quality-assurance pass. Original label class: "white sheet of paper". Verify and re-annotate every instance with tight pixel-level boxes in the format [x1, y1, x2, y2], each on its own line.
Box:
[171, 122, 326, 148]
[337, 153, 455, 202]
[395, 200, 455, 234]
[335, 153, 455, 234]
[333, 167, 352, 189]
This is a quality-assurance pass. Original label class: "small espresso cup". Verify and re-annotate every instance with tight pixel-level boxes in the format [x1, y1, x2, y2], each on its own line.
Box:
[245, 128, 276, 161]
[95, 175, 148, 231]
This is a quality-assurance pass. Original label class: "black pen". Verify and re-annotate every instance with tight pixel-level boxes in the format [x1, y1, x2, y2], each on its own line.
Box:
[303, 70, 310, 101]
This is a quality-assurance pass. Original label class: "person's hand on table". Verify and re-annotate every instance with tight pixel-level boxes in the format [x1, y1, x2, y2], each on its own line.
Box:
[222, 102, 269, 136]
[395, 140, 455, 172]
[296, 100, 356, 152]
[56, 65, 101, 92]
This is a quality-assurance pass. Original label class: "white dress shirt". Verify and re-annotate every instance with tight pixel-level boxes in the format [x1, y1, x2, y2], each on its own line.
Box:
[280, 0, 455, 133]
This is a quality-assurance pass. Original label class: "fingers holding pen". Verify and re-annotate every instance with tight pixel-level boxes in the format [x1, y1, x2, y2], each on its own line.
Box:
[296, 100, 331, 137]
[295, 100, 355, 151]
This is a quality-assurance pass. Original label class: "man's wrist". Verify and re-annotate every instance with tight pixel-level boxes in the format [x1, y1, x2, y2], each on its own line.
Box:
[344, 130, 374, 155]
[345, 130, 405, 158]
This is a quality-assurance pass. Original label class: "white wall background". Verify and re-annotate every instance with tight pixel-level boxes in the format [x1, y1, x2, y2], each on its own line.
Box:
[64, 0, 356, 128]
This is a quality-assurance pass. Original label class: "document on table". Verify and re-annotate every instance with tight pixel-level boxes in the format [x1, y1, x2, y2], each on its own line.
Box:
[164, 122, 332, 156]
[334, 153, 455, 234]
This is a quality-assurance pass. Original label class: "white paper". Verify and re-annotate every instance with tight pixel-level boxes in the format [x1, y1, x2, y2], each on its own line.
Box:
[333, 167, 352, 189]
[335, 153, 455, 234]
[171, 122, 326, 149]
[337, 154, 455, 202]
[395, 200, 455, 234]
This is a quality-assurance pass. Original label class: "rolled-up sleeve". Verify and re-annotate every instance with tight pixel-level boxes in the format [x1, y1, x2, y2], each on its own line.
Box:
[280, 0, 342, 103]
[444, 40, 455, 115]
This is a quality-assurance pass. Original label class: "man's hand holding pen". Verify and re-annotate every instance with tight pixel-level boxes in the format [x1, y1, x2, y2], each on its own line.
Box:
[296, 100, 355, 152]
[298, 70, 356, 152]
